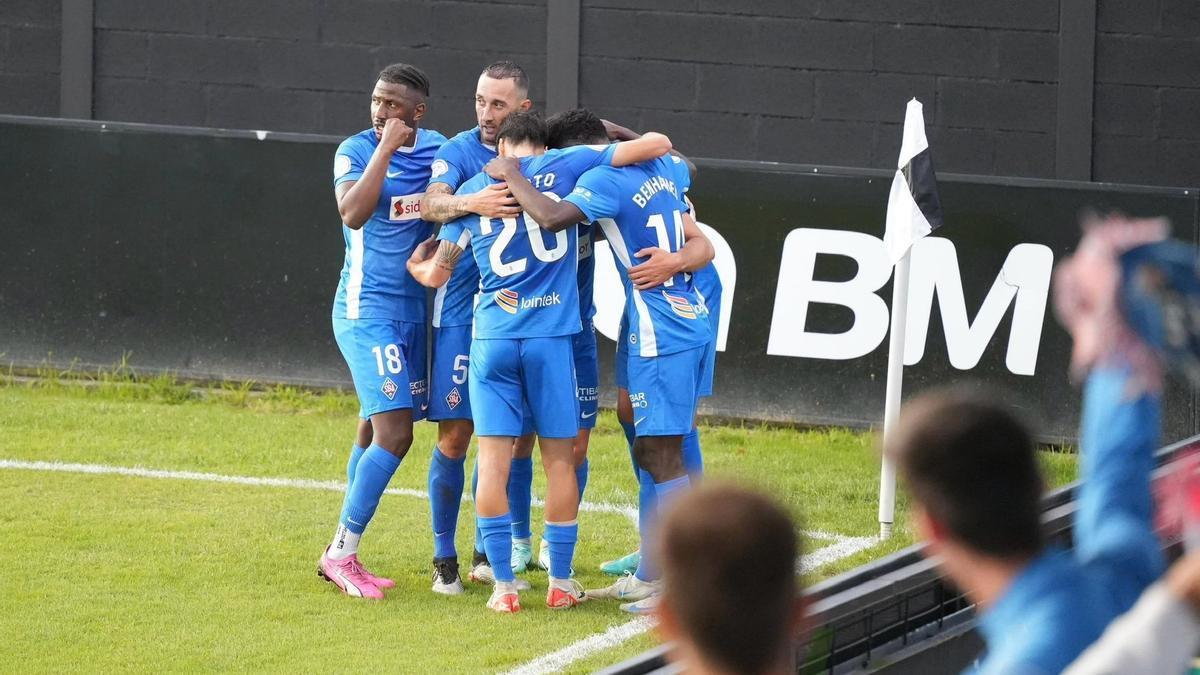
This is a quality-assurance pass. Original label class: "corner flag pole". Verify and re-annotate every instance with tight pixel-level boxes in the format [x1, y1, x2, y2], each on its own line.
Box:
[878, 252, 910, 539]
[878, 98, 943, 540]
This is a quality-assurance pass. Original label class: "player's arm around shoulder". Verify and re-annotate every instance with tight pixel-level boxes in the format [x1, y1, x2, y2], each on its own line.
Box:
[611, 132, 672, 167]
[421, 180, 519, 223]
[483, 157, 586, 233]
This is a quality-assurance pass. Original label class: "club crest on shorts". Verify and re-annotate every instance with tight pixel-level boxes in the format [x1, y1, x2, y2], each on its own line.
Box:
[381, 377, 398, 400]
[446, 386, 462, 410]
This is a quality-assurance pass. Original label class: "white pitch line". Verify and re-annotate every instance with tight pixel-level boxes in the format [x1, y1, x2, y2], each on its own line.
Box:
[0, 458, 639, 522]
[501, 533, 880, 675]
[504, 617, 654, 675]
[2, 457, 880, 675]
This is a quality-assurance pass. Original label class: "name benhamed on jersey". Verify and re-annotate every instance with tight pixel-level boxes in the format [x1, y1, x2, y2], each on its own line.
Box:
[632, 175, 678, 208]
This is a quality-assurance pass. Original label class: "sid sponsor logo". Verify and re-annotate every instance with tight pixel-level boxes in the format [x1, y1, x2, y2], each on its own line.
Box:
[389, 193, 422, 221]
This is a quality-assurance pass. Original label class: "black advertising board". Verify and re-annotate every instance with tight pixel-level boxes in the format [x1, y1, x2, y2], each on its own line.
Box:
[1, 116, 1196, 441]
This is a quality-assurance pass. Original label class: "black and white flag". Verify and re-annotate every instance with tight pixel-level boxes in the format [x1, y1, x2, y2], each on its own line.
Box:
[884, 99, 943, 263]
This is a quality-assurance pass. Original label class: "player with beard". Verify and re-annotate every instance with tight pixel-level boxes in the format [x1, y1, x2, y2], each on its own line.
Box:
[418, 61, 538, 593]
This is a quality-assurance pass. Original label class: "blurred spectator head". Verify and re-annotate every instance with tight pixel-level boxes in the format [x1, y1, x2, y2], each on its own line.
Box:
[887, 389, 1044, 562]
[656, 483, 803, 675]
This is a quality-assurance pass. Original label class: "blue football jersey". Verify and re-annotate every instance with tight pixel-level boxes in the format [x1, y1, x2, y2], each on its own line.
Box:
[566, 155, 711, 357]
[425, 126, 496, 327]
[438, 144, 617, 339]
[577, 221, 597, 323]
[332, 127, 446, 321]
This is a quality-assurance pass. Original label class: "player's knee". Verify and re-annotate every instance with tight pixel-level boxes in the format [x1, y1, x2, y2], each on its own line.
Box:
[437, 421, 472, 458]
[371, 417, 414, 456]
[355, 419, 374, 448]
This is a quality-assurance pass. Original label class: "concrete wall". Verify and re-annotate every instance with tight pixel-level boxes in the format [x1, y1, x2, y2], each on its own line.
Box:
[3, 0, 1199, 188]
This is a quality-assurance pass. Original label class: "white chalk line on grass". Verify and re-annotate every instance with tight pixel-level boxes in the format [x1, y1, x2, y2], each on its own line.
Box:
[2, 458, 881, 675]
[0, 458, 640, 522]
[502, 532, 879, 675]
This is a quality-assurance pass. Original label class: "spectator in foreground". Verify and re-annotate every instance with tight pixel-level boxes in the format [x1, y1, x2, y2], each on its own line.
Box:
[886, 214, 1170, 673]
[655, 483, 803, 675]
[1064, 550, 1200, 674]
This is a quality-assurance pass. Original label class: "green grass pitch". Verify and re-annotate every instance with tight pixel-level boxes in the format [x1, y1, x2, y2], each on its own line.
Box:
[0, 373, 1078, 673]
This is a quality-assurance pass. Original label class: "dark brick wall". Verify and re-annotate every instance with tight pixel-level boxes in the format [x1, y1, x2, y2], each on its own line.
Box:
[1092, 0, 1200, 188]
[0, 0, 61, 116]
[4, 0, 1200, 187]
[88, 0, 546, 134]
[579, 0, 1061, 178]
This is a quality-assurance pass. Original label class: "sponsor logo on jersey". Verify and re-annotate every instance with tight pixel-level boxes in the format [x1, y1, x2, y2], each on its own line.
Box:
[381, 377, 398, 400]
[495, 289, 563, 314]
[496, 288, 520, 314]
[430, 159, 449, 178]
[390, 194, 422, 221]
[628, 391, 648, 409]
[446, 386, 462, 410]
[663, 291, 699, 319]
[577, 385, 598, 402]
[410, 378, 428, 398]
[578, 236, 593, 260]
[571, 186, 594, 202]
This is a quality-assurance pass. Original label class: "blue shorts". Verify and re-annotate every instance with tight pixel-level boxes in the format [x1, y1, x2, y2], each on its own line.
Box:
[332, 317, 428, 420]
[429, 324, 472, 421]
[574, 324, 599, 429]
[627, 346, 704, 437]
[470, 336, 579, 439]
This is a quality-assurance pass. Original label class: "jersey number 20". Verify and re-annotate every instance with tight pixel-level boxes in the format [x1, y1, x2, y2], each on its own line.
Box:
[480, 193, 568, 277]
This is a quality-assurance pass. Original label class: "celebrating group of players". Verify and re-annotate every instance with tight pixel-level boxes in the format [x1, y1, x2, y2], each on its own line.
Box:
[317, 61, 722, 614]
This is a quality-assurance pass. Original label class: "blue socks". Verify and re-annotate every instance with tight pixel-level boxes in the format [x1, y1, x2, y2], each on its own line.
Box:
[346, 444, 366, 488]
[471, 461, 485, 555]
[575, 458, 589, 505]
[478, 513, 515, 582]
[428, 447, 465, 560]
[635, 474, 691, 582]
[544, 521, 579, 579]
[339, 444, 402, 535]
[508, 457, 534, 541]
[636, 467, 656, 549]
[682, 429, 704, 479]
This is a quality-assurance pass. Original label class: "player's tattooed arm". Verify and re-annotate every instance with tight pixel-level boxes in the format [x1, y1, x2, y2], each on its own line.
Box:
[421, 182, 520, 223]
[484, 157, 586, 233]
[628, 211, 714, 291]
[406, 236, 458, 288]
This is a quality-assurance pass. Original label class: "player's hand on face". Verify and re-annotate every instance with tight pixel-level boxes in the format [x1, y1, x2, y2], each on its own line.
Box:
[630, 247, 682, 290]
[471, 182, 521, 219]
[410, 235, 438, 263]
[380, 118, 413, 152]
[484, 157, 520, 181]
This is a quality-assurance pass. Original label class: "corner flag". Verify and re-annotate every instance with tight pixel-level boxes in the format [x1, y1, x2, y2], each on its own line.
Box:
[878, 98, 943, 538]
[883, 99, 943, 264]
